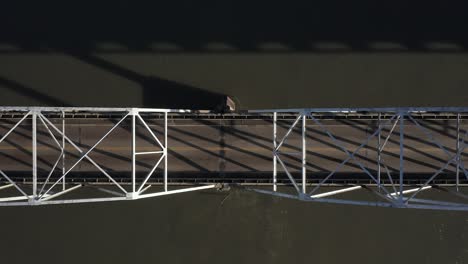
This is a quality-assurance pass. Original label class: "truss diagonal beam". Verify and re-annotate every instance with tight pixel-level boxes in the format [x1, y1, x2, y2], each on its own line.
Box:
[361, 186, 400, 205]
[137, 154, 165, 193]
[276, 154, 301, 194]
[310, 185, 361, 199]
[136, 185, 216, 199]
[0, 112, 31, 198]
[307, 113, 398, 197]
[38, 152, 63, 196]
[309, 114, 383, 188]
[1, 107, 468, 210]
[388, 186, 432, 197]
[276, 114, 302, 151]
[408, 114, 468, 179]
[401, 118, 468, 203]
[0, 183, 13, 190]
[38, 114, 62, 149]
[40, 113, 129, 196]
[382, 163, 398, 194]
[40, 184, 82, 201]
[0, 111, 30, 144]
[380, 116, 400, 151]
[0, 170, 28, 197]
[405, 143, 467, 203]
[137, 114, 165, 150]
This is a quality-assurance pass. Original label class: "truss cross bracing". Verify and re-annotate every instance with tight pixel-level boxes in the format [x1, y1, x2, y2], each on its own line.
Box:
[0, 107, 215, 206]
[0, 106, 467, 211]
[250, 107, 468, 211]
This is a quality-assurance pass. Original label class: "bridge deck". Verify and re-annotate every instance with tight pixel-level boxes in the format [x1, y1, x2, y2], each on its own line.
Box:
[0, 107, 467, 209]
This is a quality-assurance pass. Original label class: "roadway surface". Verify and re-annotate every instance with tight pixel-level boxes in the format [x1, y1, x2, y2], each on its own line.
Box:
[0, 114, 466, 185]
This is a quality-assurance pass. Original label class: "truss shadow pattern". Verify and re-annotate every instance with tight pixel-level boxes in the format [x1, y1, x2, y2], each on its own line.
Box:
[0, 106, 468, 211]
[250, 107, 468, 211]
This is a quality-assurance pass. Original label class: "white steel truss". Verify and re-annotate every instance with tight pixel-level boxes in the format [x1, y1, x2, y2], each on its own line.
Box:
[1, 106, 468, 210]
[0, 107, 215, 206]
[250, 108, 468, 211]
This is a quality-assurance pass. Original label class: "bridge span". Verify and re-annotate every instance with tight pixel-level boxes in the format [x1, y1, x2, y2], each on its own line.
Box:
[0, 106, 467, 210]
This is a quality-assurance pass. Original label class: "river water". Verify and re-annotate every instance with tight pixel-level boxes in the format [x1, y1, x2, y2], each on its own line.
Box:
[0, 187, 467, 264]
[1, 53, 468, 264]
[1, 3, 468, 262]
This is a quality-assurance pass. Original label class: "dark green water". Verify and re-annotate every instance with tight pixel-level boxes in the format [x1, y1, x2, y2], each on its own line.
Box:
[2, 189, 467, 264]
[1, 2, 468, 263]
[1, 53, 468, 109]
[1, 54, 468, 264]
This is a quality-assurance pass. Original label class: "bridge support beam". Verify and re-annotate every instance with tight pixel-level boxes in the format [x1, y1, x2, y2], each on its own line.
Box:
[0, 106, 467, 210]
[0, 107, 215, 206]
[250, 107, 468, 211]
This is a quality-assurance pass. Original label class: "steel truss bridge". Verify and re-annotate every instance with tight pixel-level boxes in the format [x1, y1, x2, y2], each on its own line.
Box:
[0, 106, 467, 211]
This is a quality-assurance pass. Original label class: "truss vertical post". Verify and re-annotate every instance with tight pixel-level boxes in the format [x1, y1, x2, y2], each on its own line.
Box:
[164, 111, 168, 192]
[399, 112, 405, 203]
[377, 113, 381, 191]
[131, 109, 136, 193]
[302, 112, 306, 193]
[32, 111, 37, 200]
[456, 113, 460, 192]
[273, 112, 277, 192]
[62, 111, 66, 191]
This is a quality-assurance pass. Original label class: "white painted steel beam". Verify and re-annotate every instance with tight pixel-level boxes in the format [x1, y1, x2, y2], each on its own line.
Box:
[0, 184, 13, 191]
[388, 186, 432, 197]
[0, 107, 467, 211]
[301, 114, 306, 194]
[135, 151, 164, 155]
[273, 112, 277, 192]
[40, 185, 82, 201]
[310, 186, 362, 199]
[136, 185, 216, 199]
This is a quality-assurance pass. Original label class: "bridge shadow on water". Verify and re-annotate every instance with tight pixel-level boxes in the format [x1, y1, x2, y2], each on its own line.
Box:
[1, 1, 468, 183]
[1, 2, 468, 108]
